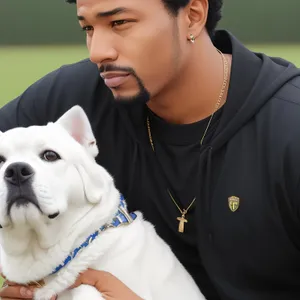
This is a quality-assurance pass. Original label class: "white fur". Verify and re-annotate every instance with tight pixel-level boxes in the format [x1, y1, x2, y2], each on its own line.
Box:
[0, 106, 205, 300]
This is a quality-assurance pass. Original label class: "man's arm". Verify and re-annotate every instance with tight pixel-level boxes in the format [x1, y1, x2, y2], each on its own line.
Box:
[269, 77, 300, 250]
[0, 269, 144, 300]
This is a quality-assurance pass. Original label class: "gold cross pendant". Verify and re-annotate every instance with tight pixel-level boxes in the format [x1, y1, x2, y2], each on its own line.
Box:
[177, 214, 188, 233]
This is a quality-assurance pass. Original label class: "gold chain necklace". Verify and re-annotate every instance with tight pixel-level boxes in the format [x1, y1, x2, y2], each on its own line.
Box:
[146, 49, 229, 233]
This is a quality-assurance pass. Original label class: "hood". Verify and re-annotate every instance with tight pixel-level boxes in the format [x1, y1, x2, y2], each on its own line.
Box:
[210, 30, 300, 151]
[195, 31, 300, 259]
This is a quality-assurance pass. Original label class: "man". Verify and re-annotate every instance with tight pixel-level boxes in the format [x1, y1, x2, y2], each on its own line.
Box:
[0, 0, 300, 299]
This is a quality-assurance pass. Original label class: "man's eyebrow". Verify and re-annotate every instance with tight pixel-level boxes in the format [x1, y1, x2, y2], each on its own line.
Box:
[77, 7, 129, 21]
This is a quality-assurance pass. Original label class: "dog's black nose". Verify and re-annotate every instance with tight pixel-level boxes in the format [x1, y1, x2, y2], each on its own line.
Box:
[4, 162, 34, 185]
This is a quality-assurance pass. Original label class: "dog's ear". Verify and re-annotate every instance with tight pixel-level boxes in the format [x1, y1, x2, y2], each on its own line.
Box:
[76, 163, 112, 204]
[55, 106, 98, 157]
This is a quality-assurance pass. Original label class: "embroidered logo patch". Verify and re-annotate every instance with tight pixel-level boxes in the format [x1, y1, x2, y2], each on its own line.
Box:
[228, 196, 240, 212]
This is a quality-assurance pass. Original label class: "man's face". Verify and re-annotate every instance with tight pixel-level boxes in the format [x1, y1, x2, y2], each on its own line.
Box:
[77, 0, 188, 103]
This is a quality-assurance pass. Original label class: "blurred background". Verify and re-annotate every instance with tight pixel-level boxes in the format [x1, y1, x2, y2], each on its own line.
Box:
[0, 0, 299, 107]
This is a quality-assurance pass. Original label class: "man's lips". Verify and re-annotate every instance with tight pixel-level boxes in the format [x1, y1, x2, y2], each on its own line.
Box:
[100, 72, 130, 88]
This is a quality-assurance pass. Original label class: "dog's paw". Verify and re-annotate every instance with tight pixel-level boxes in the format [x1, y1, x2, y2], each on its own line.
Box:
[34, 287, 56, 300]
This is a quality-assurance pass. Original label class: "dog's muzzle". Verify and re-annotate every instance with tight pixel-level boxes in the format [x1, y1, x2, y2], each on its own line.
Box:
[4, 162, 35, 186]
[2, 162, 60, 223]
[4, 162, 40, 216]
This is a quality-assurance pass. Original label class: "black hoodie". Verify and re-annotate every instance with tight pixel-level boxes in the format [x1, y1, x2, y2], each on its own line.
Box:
[0, 30, 300, 300]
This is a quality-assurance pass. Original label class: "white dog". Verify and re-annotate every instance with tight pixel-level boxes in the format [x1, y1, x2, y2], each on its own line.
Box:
[0, 106, 205, 300]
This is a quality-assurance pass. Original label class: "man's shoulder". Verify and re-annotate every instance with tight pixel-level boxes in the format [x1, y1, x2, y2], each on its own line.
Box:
[44, 58, 99, 90]
[13, 58, 102, 107]
[273, 75, 300, 106]
[25, 58, 101, 95]
[41, 58, 110, 120]
[59, 58, 98, 76]
[267, 75, 300, 127]
[262, 75, 300, 149]
[0, 59, 111, 131]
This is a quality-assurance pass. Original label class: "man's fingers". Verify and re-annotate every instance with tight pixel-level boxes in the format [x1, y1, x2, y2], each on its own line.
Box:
[68, 269, 142, 300]
[4, 280, 19, 286]
[68, 269, 105, 289]
[69, 269, 133, 294]
[69, 269, 119, 290]
[0, 285, 34, 298]
[1, 298, 23, 300]
[0, 298, 56, 300]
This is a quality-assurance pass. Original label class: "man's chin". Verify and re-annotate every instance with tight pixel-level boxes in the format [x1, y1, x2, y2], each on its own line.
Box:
[112, 91, 151, 105]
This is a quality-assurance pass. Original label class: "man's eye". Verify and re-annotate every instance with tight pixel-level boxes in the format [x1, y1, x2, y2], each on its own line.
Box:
[81, 26, 93, 32]
[111, 20, 129, 27]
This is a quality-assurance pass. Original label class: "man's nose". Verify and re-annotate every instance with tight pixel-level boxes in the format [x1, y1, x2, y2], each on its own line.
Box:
[89, 31, 118, 65]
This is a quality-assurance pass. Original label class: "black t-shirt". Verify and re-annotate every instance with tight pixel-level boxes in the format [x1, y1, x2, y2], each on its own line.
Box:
[147, 107, 223, 207]
[146, 107, 224, 297]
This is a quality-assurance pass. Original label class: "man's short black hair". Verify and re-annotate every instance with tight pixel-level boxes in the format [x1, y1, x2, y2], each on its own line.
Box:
[66, 0, 223, 38]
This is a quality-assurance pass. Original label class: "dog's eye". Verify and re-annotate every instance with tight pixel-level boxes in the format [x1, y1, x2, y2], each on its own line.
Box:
[42, 151, 61, 162]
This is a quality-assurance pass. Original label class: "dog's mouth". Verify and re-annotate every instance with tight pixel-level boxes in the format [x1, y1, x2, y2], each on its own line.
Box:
[10, 195, 39, 208]
[7, 194, 41, 215]
[0, 193, 60, 228]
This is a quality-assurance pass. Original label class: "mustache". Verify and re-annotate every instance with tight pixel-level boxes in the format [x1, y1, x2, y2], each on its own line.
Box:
[99, 64, 135, 75]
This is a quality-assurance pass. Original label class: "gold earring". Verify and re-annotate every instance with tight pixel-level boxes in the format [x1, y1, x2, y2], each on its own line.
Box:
[188, 33, 195, 43]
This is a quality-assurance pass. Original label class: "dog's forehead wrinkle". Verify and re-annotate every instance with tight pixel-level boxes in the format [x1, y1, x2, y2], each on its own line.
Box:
[0, 126, 73, 158]
[1, 124, 94, 161]
[1, 127, 43, 147]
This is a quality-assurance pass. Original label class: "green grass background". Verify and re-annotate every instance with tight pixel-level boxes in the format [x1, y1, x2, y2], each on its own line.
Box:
[0, 44, 299, 286]
[0, 44, 300, 107]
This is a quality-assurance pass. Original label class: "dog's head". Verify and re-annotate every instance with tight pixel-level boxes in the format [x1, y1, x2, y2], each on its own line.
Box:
[0, 106, 117, 254]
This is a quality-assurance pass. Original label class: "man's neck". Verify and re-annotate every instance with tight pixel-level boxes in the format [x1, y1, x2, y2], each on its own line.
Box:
[147, 35, 232, 125]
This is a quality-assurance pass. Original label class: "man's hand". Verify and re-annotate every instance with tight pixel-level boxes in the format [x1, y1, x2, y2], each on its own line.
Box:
[0, 281, 56, 300]
[0, 269, 143, 300]
[69, 269, 143, 300]
[0, 280, 56, 300]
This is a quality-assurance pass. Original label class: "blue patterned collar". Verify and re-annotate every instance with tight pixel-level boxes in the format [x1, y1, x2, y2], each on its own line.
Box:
[51, 194, 136, 275]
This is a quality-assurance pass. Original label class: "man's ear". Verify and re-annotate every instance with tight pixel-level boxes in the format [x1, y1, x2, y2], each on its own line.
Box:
[184, 0, 208, 38]
[55, 105, 98, 157]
